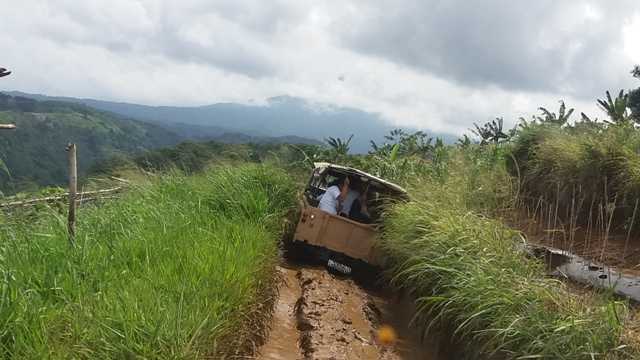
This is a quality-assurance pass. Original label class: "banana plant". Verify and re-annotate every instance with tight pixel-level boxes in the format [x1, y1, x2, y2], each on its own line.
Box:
[288, 144, 325, 169]
[324, 134, 353, 161]
[472, 117, 510, 145]
[456, 134, 472, 148]
[568, 112, 605, 133]
[370, 129, 433, 158]
[537, 100, 574, 126]
[597, 90, 631, 124]
[388, 143, 400, 162]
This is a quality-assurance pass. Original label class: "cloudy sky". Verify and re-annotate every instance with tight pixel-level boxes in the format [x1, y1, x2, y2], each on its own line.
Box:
[1, 0, 639, 135]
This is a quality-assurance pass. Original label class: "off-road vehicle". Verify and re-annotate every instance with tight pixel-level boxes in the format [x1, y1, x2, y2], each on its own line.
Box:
[292, 162, 407, 273]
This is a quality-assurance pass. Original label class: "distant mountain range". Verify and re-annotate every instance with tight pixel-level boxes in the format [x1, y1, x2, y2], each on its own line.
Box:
[0, 92, 329, 193]
[0, 90, 460, 193]
[7, 92, 457, 152]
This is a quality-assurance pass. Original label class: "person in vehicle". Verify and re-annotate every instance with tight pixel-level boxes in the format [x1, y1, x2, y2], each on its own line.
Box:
[339, 177, 361, 217]
[349, 185, 372, 223]
[317, 176, 349, 215]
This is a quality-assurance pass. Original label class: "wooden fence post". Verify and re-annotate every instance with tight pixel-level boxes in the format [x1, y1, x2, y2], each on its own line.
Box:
[66, 143, 77, 246]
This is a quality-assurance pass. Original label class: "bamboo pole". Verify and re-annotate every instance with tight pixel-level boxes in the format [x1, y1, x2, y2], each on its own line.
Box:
[0, 187, 123, 208]
[67, 143, 77, 246]
[109, 176, 130, 184]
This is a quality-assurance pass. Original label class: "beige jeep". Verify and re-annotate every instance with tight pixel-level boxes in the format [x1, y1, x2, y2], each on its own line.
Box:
[292, 162, 407, 272]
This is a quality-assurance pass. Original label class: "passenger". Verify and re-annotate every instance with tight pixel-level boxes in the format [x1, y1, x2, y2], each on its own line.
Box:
[349, 186, 372, 224]
[317, 176, 349, 215]
[340, 177, 361, 217]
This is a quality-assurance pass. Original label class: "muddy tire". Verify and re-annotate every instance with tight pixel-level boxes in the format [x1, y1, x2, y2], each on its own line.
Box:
[351, 260, 382, 285]
[283, 240, 326, 265]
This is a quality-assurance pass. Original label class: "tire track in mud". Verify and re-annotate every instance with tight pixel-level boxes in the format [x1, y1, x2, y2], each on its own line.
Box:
[295, 268, 382, 359]
[256, 265, 445, 360]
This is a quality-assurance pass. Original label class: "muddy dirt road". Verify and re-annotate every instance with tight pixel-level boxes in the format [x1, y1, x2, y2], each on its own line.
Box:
[256, 264, 448, 360]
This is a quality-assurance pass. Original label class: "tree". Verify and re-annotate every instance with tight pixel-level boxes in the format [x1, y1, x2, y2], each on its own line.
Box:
[325, 134, 353, 160]
[578, 112, 602, 126]
[566, 112, 604, 133]
[537, 100, 574, 126]
[14, 96, 37, 112]
[456, 134, 472, 148]
[597, 90, 631, 124]
[370, 129, 434, 158]
[472, 117, 510, 145]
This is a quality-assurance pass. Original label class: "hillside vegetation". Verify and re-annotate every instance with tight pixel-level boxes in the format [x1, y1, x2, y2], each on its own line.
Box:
[510, 120, 640, 232]
[377, 148, 631, 359]
[0, 94, 181, 193]
[0, 165, 295, 358]
[507, 69, 640, 235]
[90, 139, 321, 177]
[3, 126, 639, 359]
[360, 71, 640, 358]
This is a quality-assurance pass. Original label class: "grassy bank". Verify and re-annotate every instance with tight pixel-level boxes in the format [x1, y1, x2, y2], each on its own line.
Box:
[0, 164, 295, 358]
[378, 150, 634, 359]
[510, 121, 640, 230]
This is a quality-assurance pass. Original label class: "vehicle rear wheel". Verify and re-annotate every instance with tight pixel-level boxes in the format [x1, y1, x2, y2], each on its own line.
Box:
[284, 240, 326, 265]
[350, 260, 382, 285]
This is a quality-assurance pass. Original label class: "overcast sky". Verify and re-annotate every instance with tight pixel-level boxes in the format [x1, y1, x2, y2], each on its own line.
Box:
[1, 0, 639, 135]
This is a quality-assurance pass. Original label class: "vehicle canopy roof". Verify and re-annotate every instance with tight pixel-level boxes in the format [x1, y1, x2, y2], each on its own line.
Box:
[313, 162, 408, 197]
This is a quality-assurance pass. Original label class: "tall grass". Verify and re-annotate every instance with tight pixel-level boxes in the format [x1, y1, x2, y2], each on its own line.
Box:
[0, 164, 295, 358]
[378, 151, 633, 359]
[510, 122, 640, 229]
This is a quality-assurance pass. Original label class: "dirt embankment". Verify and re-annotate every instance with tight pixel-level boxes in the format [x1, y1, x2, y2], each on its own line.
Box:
[256, 265, 447, 360]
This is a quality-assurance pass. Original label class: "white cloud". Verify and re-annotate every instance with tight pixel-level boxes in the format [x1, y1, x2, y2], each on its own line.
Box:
[624, 15, 640, 64]
[0, 0, 638, 137]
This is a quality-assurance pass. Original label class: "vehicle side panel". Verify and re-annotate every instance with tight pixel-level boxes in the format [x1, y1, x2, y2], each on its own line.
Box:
[294, 206, 378, 265]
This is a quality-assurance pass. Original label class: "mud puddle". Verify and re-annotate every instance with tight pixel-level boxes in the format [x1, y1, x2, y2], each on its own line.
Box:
[256, 265, 304, 360]
[256, 264, 447, 360]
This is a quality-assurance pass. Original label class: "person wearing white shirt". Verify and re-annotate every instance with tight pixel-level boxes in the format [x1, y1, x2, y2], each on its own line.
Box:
[318, 177, 349, 215]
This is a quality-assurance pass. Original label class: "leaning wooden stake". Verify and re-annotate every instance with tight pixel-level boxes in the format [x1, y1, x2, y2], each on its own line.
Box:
[66, 143, 77, 246]
[624, 198, 639, 260]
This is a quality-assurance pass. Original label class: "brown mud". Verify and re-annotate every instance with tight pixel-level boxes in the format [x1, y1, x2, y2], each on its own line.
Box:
[256, 263, 447, 360]
[256, 265, 304, 360]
